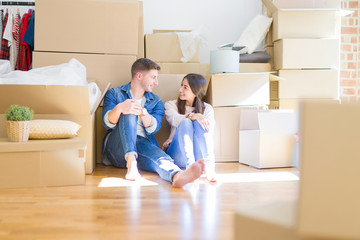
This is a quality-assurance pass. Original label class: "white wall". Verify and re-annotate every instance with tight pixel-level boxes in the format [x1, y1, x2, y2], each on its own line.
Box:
[143, 0, 262, 62]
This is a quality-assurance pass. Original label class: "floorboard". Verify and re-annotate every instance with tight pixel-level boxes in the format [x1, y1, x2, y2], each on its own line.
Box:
[0, 163, 299, 240]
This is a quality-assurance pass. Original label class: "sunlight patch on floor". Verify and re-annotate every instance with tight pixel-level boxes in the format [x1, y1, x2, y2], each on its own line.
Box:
[214, 172, 299, 183]
[98, 177, 158, 187]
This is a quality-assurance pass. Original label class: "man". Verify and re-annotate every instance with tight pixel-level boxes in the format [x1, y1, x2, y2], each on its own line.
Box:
[102, 58, 204, 187]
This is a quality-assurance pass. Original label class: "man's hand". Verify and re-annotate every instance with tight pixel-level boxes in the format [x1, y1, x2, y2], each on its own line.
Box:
[108, 99, 142, 124]
[120, 99, 143, 115]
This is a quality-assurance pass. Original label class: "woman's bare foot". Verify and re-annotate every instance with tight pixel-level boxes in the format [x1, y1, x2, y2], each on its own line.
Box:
[205, 164, 217, 183]
[172, 159, 205, 188]
[125, 155, 141, 181]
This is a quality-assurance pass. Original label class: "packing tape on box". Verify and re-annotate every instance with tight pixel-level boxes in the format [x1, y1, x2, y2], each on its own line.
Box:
[210, 50, 239, 74]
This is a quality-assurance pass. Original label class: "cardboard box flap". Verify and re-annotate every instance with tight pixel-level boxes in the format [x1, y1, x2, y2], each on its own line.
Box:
[0, 85, 90, 115]
[258, 111, 298, 133]
[91, 82, 111, 115]
[262, 0, 278, 14]
[240, 109, 298, 133]
[263, 0, 339, 12]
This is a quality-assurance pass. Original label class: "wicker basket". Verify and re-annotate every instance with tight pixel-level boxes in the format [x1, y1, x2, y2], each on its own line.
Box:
[6, 121, 31, 142]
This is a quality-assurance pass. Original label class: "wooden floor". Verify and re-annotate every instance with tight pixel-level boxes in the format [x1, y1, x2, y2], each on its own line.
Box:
[0, 163, 299, 240]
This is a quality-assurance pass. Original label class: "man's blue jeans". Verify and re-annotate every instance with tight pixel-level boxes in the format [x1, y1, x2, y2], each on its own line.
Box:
[166, 118, 215, 169]
[104, 114, 181, 183]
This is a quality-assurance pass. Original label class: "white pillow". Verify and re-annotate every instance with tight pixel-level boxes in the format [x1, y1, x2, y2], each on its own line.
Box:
[29, 120, 81, 139]
[233, 15, 272, 54]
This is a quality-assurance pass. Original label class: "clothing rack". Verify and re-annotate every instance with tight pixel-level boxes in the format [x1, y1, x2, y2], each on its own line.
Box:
[0, 1, 35, 6]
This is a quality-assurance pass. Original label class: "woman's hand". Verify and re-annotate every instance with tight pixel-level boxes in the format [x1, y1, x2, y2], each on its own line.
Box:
[192, 113, 210, 131]
[162, 139, 172, 151]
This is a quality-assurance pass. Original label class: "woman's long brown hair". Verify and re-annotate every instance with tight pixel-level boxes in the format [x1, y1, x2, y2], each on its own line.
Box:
[177, 73, 207, 115]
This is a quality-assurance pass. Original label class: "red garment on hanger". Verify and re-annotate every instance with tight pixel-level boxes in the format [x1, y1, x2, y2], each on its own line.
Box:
[0, 13, 10, 60]
[16, 13, 32, 71]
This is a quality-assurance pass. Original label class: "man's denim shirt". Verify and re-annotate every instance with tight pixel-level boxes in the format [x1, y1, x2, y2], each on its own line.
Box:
[102, 82, 164, 151]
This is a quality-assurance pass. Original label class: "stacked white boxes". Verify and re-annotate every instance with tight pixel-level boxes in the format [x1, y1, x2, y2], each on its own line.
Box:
[263, 0, 341, 111]
[32, 0, 144, 173]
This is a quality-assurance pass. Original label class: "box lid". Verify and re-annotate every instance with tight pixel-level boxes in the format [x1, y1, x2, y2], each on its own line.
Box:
[262, 0, 339, 14]
[0, 138, 87, 153]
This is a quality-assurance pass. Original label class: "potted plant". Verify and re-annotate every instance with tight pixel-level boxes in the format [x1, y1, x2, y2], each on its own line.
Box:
[5, 104, 34, 142]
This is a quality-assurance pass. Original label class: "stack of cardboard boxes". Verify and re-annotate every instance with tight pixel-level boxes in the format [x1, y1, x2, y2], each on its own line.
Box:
[263, 0, 341, 111]
[31, 0, 144, 173]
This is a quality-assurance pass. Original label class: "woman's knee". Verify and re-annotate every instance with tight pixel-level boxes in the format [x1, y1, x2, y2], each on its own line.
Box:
[178, 118, 193, 129]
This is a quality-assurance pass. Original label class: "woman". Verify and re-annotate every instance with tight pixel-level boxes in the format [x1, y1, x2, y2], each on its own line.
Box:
[162, 73, 216, 182]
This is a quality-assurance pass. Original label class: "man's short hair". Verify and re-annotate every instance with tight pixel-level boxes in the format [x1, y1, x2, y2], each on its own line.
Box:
[131, 58, 161, 78]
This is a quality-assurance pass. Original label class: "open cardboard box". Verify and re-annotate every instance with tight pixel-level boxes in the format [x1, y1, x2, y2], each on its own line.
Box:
[0, 82, 111, 174]
[145, 30, 200, 63]
[262, 0, 338, 41]
[239, 109, 298, 168]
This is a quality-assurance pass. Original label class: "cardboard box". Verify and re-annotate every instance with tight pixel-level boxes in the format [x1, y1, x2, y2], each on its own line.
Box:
[33, 51, 136, 94]
[298, 101, 360, 239]
[0, 138, 86, 188]
[145, 33, 200, 63]
[137, 0, 144, 59]
[275, 98, 340, 112]
[158, 62, 210, 76]
[274, 39, 339, 70]
[239, 63, 272, 73]
[213, 106, 267, 162]
[35, 0, 139, 55]
[206, 73, 270, 107]
[278, 69, 339, 99]
[0, 84, 109, 174]
[262, 0, 338, 41]
[234, 201, 298, 240]
[239, 110, 298, 168]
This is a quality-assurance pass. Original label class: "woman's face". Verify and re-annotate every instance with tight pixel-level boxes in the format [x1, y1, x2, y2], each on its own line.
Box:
[179, 78, 196, 105]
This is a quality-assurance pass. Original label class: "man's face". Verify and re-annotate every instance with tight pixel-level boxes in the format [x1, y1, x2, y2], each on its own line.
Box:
[140, 69, 159, 92]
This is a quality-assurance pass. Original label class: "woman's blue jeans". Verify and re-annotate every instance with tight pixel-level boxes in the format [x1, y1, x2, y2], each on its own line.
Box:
[104, 114, 181, 183]
[166, 118, 215, 169]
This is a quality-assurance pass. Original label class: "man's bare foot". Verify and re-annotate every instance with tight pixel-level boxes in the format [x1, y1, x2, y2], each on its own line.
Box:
[172, 159, 205, 188]
[125, 155, 141, 181]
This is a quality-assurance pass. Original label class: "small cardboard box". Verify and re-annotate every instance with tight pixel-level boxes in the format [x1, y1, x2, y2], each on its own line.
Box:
[278, 69, 339, 99]
[262, 0, 338, 41]
[206, 73, 271, 107]
[145, 32, 200, 63]
[239, 110, 298, 168]
[33, 51, 135, 96]
[0, 84, 109, 174]
[274, 39, 339, 70]
[35, 0, 139, 55]
[0, 138, 87, 188]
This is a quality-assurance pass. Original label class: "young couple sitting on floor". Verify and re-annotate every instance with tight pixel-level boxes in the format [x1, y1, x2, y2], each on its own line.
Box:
[101, 58, 216, 188]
